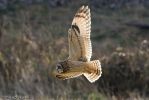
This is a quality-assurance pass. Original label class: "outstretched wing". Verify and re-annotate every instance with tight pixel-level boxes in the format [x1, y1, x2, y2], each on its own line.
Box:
[68, 6, 92, 62]
[56, 72, 82, 80]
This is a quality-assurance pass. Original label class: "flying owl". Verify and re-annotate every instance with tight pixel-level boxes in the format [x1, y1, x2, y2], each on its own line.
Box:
[55, 5, 102, 83]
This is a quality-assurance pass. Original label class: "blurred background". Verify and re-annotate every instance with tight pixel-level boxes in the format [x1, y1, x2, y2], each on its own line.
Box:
[0, 0, 149, 99]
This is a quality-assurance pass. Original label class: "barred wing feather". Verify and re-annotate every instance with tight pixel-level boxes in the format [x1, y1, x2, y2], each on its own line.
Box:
[68, 6, 92, 62]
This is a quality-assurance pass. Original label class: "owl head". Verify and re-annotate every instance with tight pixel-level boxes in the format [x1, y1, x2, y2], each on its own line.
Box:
[56, 60, 69, 73]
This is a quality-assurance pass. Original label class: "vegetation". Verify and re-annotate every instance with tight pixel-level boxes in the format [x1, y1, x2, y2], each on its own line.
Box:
[0, 0, 149, 99]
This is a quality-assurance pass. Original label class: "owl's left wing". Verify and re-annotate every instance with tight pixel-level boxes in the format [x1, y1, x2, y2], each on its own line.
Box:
[56, 72, 82, 80]
[68, 6, 92, 62]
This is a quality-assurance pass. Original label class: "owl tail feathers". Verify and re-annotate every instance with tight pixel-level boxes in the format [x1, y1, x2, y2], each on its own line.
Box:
[83, 60, 102, 83]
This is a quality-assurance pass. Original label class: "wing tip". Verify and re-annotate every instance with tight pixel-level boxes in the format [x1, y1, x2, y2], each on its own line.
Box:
[79, 5, 90, 11]
[74, 5, 90, 21]
[81, 5, 89, 8]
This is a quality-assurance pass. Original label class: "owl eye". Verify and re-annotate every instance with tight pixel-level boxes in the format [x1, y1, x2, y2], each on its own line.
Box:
[56, 64, 63, 73]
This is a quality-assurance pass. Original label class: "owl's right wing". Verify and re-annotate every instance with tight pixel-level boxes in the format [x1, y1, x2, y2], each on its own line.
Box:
[68, 6, 92, 62]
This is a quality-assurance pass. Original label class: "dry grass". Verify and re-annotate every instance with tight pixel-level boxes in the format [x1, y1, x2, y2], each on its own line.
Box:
[0, 2, 149, 99]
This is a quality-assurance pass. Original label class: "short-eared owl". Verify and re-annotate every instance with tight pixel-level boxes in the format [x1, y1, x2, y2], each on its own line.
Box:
[55, 6, 102, 83]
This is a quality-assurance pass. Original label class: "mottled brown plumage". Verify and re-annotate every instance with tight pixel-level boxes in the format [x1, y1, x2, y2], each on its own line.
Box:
[55, 6, 102, 83]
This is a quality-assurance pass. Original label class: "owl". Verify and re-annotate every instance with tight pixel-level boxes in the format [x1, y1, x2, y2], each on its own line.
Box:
[55, 6, 102, 83]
